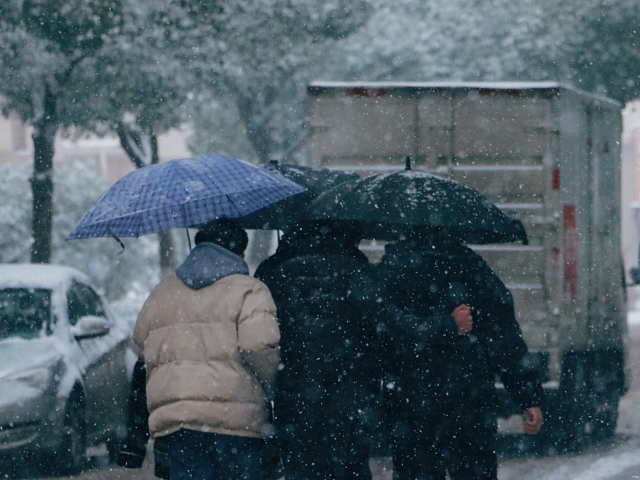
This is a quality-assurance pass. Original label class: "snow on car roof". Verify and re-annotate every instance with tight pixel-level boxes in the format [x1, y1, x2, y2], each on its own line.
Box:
[0, 264, 91, 290]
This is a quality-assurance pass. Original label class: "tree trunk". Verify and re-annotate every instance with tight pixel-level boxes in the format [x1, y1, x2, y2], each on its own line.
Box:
[116, 126, 177, 277]
[158, 230, 176, 279]
[235, 94, 273, 163]
[30, 87, 58, 264]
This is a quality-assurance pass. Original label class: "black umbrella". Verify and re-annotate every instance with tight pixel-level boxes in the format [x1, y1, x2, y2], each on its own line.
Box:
[306, 163, 528, 244]
[239, 161, 359, 230]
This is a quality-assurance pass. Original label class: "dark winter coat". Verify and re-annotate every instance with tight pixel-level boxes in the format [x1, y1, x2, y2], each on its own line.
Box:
[117, 358, 169, 479]
[257, 235, 379, 425]
[375, 238, 543, 421]
[253, 235, 299, 289]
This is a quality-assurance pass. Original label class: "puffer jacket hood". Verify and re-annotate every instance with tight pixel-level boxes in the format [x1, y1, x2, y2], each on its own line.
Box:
[176, 242, 249, 290]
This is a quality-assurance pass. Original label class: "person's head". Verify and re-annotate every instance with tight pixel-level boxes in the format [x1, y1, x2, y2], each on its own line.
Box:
[403, 226, 457, 246]
[336, 221, 363, 247]
[304, 220, 362, 247]
[195, 219, 249, 256]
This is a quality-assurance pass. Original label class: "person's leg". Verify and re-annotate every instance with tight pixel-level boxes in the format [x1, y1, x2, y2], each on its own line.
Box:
[391, 419, 445, 480]
[322, 424, 372, 480]
[168, 429, 215, 480]
[445, 414, 497, 480]
[332, 442, 372, 479]
[117, 359, 149, 468]
[277, 393, 372, 480]
[212, 433, 265, 480]
[276, 397, 331, 480]
[263, 436, 283, 480]
[278, 422, 330, 479]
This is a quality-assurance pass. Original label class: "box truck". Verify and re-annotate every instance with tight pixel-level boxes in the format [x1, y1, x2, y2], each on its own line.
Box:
[304, 81, 628, 445]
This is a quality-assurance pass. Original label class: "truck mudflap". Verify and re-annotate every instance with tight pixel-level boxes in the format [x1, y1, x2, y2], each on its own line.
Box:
[495, 348, 627, 448]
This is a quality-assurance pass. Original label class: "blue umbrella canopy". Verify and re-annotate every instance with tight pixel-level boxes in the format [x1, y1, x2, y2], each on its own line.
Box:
[68, 154, 306, 239]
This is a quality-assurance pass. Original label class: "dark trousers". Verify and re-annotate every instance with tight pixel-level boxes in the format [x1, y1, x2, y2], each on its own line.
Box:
[391, 413, 497, 480]
[167, 429, 265, 480]
[279, 432, 371, 480]
[391, 418, 445, 480]
[276, 404, 372, 479]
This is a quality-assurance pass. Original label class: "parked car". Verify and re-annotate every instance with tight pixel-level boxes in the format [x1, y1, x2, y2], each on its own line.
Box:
[0, 264, 134, 474]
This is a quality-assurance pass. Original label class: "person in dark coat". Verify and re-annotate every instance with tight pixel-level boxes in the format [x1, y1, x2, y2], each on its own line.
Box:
[256, 221, 379, 480]
[254, 224, 315, 285]
[376, 229, 543, 480]
[117, 358, 170, 479]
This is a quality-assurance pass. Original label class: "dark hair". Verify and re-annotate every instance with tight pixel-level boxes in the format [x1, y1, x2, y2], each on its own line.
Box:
[406, 226, 451, 239]
[289, 220, 362, 246]
[194, 219, 248, 255]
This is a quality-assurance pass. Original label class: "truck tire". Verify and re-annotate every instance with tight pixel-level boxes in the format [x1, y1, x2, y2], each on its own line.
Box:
[106, 434, 123, 464]
[564, 410, 589, 451]
[55, 394, 86, 475]
[590, 395, 619, 441]
[542, 393, 619, 452]
[540, 401, 588, 453]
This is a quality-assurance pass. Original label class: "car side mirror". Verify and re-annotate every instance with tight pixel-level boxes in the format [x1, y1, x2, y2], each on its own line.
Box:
[71, 315, 110, 340]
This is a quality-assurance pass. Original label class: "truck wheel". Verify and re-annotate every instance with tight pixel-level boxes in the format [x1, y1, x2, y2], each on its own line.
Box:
[541, 405, 587, 453]
[591, 396, 619, 440]
[106, 434, 123, 464]
[565, 415, 589, 451]
[55, 395, 86, 475]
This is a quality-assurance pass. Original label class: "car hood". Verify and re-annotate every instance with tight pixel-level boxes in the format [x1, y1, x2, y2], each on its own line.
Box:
[0, 337, 62, 379]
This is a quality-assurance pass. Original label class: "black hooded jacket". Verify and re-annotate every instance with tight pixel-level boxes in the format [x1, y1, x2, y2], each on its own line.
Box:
[375, 238, 543, 420]
[257, 235, 379, 419]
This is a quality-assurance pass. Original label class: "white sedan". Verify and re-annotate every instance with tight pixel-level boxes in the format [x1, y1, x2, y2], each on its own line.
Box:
[0, 264, 134, 474]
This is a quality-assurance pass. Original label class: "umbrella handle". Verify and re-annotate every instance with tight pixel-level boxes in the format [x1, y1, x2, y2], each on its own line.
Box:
[108, 228, 126, 255]
[186, 228, 192, 251]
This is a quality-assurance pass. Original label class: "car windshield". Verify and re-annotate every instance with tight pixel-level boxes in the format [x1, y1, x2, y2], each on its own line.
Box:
[0, 288, 51, 340]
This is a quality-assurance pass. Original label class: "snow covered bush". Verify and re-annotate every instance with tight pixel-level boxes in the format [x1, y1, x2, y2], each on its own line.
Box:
[0, 164, 32, 263]
[0, 161, 159, 300]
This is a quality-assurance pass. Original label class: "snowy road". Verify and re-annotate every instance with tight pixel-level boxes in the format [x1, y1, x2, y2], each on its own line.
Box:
[497, 318, 640, 480]
[18, 322, 640, 480]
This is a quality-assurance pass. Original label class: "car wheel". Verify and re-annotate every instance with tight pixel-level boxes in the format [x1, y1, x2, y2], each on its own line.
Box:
[55, 395, 86, 475]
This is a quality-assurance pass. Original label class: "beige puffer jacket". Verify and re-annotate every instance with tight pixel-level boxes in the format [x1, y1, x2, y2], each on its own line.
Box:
[133, 272, 279, 439]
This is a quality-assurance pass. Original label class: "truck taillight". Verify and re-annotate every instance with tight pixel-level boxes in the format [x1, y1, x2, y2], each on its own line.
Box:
[563, 205, 579, 301]
[552, 247, 560, 269]
[344, 88, 386, 98]
[552, 169, 561, 190]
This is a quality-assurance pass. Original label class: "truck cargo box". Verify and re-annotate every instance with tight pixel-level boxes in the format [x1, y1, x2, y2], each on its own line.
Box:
[305, 81, 628, 445]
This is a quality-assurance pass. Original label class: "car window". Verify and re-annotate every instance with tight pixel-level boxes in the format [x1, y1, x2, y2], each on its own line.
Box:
[81, 285, 106, 318]
[0, 288, 51, 339]
[67, 282, 105, 326]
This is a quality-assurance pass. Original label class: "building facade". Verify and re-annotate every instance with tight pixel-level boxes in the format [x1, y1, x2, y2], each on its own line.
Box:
[0, 114, 192, 184]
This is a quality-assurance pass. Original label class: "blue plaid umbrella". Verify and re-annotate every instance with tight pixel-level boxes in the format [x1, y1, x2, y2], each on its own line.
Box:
[67, 154, 306, 240]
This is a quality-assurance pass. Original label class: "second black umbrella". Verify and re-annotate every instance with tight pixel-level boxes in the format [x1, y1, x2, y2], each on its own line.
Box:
[306, 169, 527, 244]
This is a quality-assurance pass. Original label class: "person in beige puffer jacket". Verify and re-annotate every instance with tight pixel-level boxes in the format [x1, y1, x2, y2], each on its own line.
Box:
[133, 219, 280, 480]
